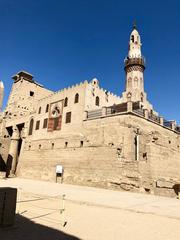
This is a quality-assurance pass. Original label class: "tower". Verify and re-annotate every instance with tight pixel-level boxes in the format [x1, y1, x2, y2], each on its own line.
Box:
[122, 24, 152, 111]
[0, 80, 4, 111]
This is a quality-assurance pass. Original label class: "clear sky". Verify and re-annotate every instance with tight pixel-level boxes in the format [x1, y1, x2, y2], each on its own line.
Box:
[0, 0, 179, 123]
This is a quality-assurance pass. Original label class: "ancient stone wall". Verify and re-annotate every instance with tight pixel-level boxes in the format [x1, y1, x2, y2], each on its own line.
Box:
[17, 113, 180, 197]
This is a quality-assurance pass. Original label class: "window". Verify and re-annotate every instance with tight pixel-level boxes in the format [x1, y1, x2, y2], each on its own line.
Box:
[131, 35, 134, 42]
[53, 117, 59, 130]
[95, 96, 100, 106]
[74, 93, 79, 103]
[134, 77, 138, 87]
[46, 104, 49, 113]
[28, 119, 34, 135]
[65, 142, 68, 148]
[38, 107, 41, 114]
[65, 112, 71, 123]
[80, 141, 83, 147]
[52, 143, 54, 149]
[43, 118, 48, 128]
[64, 97, 68, 107]
[30, 91, 34, 97]
[128, 77, 132, 88]
[36, 120, 40, 130]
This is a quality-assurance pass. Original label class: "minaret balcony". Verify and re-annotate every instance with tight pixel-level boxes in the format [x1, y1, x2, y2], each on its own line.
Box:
[124, 57, 145, 69]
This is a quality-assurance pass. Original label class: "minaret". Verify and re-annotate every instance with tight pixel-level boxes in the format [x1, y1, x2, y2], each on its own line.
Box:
[0, 80, 4, 111]
[122, 23, 146, 104]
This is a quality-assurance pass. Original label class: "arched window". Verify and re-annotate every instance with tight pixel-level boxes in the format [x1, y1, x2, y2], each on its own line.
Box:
[95, 96, 100, 106]
[28, 119, 34, 136]
[131, 35, 134, 43]
[64, 97, 68, 107]
[38, 107, 41, 114]
[134, 77, 138, 87]
[74, 93, 79, 103]
[128, 77, 132, 89]
[46, 104, 49, 113]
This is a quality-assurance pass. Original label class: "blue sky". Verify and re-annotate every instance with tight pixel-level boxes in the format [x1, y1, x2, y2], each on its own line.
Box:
[0, 0, 179, 123]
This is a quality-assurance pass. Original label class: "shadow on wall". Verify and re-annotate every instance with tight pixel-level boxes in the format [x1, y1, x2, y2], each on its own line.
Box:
[0, 154, 6, 172]
[0, 214, 81, 240]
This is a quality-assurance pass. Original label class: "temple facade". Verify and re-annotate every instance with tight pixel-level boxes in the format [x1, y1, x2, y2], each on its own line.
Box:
[0, 25, 180, 197]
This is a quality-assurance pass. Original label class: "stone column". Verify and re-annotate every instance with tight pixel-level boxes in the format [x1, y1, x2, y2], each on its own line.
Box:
[127, 101, 133, 112]
[83, 111, 88, 121]
[171, 121, 176, 131]
[102, 107, 107, 116]
[8, 126, 20, 175]
[160, 117, 164, 126]
[144, 109, 149, 119]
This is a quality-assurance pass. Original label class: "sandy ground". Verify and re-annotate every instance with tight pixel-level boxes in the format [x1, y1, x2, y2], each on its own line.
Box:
[0, 178, 180, 240]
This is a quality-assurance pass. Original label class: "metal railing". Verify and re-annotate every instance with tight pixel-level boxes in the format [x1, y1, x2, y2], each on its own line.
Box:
[133, 108, 144, 117]
[86, 102, 180, 134]
[148, 114, 161, 124]
[124, 57, 145, 68]
[163, 120, 173, 128]
[87, 109, 102, 119]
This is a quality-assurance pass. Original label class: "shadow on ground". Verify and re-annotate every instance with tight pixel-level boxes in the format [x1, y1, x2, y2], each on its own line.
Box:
[0, 214, 81, 240]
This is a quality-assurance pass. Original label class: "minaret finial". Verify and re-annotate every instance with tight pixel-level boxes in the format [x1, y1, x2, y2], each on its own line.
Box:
[133, 19, 137, 29]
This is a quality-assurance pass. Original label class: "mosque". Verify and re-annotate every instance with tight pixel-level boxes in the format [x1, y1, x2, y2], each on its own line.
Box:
[0, 25, 180, 197]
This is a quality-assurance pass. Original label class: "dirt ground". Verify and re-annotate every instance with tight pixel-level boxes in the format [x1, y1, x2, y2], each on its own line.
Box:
[1, 178, 180, 240]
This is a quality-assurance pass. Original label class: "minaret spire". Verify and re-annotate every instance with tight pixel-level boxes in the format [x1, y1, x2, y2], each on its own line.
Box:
[121, 24, 153, 111]
[122, 25, 146, 104]
[133, 19, 137, 30]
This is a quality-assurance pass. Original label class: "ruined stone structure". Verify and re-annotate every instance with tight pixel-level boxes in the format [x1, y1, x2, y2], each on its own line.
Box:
[0, 25, 180, 197]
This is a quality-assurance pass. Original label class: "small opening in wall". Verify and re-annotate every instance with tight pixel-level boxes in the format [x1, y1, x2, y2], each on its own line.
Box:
[74, 93, 79, 103]
[143, 152, 147, 160]
[38, 107, 41, 114]
[52, 143, 54, 149]
[30, 91, 34, 97]
[39, 144, 41, 149]
[35, 120, 40, 130]
[43, 118, 48, 129]
[80, 141, 83, 147]
[65, 142, 68, 148]
[46, 104, 49, 113]
[109, 142, 114, 147]
[95, 96, 100, 106]
[144, 188, 150, 193]
[131, 35, 134, 42]
[64, 97, 68, 107]
[28, 145, 31, 150]
[169, 140, 171, 144]
[65, 112, 71, 124]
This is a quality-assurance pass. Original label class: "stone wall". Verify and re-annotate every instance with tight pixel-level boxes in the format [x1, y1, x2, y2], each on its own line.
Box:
[17, 113, 180, 196]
